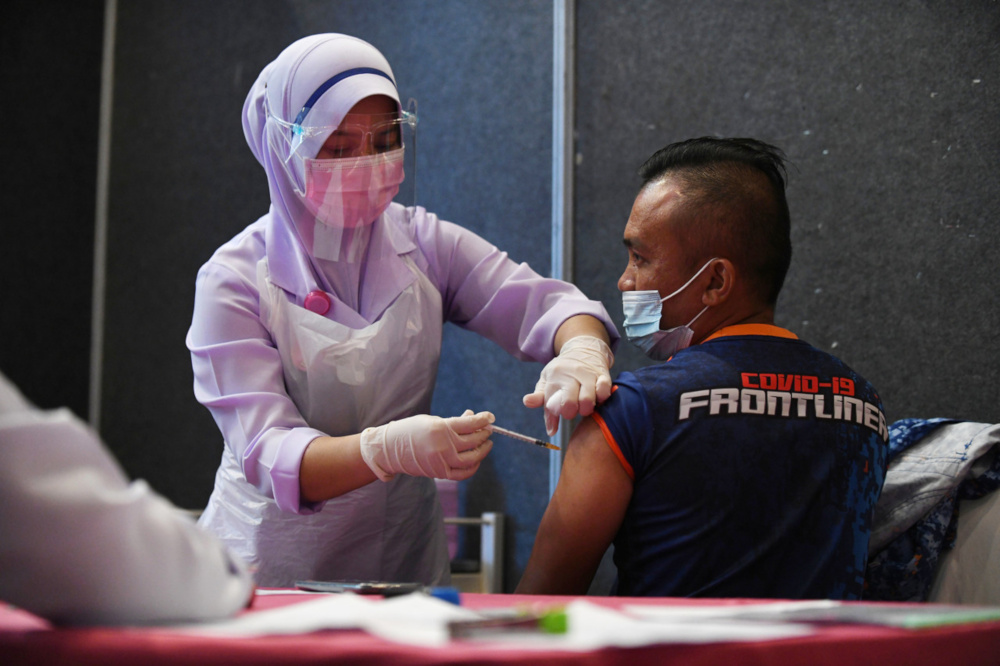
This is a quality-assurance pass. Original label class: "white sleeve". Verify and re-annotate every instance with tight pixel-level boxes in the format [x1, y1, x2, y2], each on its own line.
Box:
[0, 397, 253, 625]
[0, 370, 33, 415]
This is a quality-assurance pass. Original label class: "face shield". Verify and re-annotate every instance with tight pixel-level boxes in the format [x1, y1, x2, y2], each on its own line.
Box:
[246, 35, 422, 266]
[265, 97, 418, 219]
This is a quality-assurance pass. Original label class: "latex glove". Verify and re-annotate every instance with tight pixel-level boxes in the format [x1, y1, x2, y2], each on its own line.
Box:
[523, 335, 614, 436]
[360, 411, 494, 482]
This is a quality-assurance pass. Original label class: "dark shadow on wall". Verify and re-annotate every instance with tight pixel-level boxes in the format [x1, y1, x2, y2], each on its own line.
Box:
[0, 0, 104, 418]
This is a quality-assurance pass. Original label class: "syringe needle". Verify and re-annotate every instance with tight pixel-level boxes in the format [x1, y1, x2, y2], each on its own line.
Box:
[489, 424, 561, 451]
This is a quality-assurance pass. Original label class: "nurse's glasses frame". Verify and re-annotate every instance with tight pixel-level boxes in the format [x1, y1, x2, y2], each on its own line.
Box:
[265, 96, 417, 160]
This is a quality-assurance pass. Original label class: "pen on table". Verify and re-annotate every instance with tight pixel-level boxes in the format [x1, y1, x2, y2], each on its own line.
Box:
[489, 424, 560, 451]
[449, 607, 568, 638]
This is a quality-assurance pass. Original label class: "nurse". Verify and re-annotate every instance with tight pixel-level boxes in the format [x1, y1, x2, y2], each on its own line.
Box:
[187, 34, 618, 587]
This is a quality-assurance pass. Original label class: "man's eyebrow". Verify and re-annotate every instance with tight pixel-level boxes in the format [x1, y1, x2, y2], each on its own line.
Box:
[623, 236, 646, 251]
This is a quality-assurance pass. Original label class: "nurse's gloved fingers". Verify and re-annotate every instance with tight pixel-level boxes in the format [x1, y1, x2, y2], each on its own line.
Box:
[595, 371, 613, 403]
[362, 414, 490, 482]
[546, 383, 582, 420]
[544, 386, 566, 412]
[445, 410, 495, 435]
[522, 376, 547, 409]
[538, 383, 563, 436]
[543, 410, 560, 437]
[452, 427, 493, 453]
[540, 335, 615, 422]
[542, 403, 562, 436]
[446, 442, 492, 480]
[522, 390, 545, 409]
[454, 440, 492, 466]
[446, 460, 482, 482]
[576, 381, 599, 417]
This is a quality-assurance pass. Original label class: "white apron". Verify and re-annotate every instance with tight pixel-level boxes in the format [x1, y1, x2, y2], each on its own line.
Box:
[199, 254, 447, 587]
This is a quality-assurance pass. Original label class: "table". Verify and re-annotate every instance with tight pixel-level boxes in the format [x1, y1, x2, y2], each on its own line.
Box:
[3, 592, 1000, 666]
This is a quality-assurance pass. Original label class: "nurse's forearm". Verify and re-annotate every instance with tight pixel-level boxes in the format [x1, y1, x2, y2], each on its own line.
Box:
[299, 435, 377, 502]
[553, 314, 611, 354]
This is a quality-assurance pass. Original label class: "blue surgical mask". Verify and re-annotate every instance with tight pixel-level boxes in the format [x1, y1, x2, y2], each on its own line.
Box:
[622, 258, 716, 361]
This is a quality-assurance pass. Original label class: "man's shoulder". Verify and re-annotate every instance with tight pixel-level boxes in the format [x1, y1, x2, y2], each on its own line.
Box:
[699, 331, 852, 371]
[627, 343, 747, 388]
[628, 335, 877, 396]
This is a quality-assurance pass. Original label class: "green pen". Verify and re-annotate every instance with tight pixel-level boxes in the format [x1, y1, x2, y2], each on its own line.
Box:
[448, 607, 568, 639]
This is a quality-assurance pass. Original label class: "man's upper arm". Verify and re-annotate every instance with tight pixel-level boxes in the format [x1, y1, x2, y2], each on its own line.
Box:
[516, 416, 633, 594]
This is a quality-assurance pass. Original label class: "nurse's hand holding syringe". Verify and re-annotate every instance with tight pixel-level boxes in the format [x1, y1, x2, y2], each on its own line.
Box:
[360, 410, 495, 482]
[307, 410, 552, 505]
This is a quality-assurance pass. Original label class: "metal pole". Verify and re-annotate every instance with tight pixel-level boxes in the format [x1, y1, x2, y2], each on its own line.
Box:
[90, 0, 117, 430]
[549, 0, 575, 497]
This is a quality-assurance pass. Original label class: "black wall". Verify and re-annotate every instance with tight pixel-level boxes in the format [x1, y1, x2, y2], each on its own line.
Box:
[575, 1, 1000, 428]
[4, 0, 997, 592]
[1, 0, 104, 417]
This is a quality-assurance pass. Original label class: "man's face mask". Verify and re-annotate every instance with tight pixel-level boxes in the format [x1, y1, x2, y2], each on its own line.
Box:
[621, 258, 716, 361]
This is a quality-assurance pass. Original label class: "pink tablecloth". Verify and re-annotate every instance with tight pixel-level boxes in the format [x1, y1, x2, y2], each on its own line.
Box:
[3, 592, 1000, 666]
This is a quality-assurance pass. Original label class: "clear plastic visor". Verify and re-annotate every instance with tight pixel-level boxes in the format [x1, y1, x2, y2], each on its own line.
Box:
[265, 97, 417, 197]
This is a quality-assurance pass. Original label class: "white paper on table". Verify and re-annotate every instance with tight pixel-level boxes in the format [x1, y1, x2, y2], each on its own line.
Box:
[496, 600, 814, 651]
[174, 592, 478, 645]
[623, 599, 843, 622]
[169, 594, 813, 650]
[361, 593, 481, 646]
[625, 599, 1000, 629]
[175, 593, 374, 637]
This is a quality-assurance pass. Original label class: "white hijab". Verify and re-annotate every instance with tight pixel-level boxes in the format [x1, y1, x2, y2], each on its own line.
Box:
[242, 34, 403, 315]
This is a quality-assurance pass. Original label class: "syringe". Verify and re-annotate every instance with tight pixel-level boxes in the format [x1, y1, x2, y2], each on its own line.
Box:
[489, 425, 561, 451]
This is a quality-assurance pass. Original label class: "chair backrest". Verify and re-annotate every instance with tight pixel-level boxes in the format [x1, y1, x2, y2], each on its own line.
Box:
[867, 421, 1000, 603]
[928, 489, 1000, 604]
[444, 512, 505, 593]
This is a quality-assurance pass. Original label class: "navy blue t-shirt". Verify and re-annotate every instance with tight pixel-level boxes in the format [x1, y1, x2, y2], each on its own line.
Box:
[594, 325, 888, 599]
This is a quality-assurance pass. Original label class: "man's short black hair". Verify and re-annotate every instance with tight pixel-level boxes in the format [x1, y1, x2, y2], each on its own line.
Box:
[638, 137, 792, 305]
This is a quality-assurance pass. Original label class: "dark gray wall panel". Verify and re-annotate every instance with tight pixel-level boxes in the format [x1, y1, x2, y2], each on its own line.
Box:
[102, 0, 297, 512]
[102, 0, 552, 590]
[1, 0, 104, 417]
[575, 0, 1000, 426]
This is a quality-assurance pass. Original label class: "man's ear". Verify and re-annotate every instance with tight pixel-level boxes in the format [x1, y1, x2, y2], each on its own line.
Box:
[702, 258, 736, 306]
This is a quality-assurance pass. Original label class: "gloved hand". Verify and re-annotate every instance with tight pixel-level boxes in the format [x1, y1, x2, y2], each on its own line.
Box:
[523, 335, 614, 436]
[360, 410, 494, 482]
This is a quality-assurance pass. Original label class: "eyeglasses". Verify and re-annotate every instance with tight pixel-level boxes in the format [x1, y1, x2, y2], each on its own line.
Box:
[266, 97, 417, 159]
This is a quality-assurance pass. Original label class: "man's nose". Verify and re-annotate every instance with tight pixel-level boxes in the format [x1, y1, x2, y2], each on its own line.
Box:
[618, 269, 634, 292]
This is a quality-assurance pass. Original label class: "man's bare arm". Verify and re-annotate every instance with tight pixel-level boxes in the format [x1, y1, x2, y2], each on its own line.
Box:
[516, 416, 633, 594]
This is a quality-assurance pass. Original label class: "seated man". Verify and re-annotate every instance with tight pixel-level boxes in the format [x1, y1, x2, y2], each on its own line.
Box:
[517, 137, 888, 599]
[0, 370, 253, 625]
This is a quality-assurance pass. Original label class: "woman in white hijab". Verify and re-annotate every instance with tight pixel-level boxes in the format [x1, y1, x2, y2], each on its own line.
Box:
[187, 34, 618, 587]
